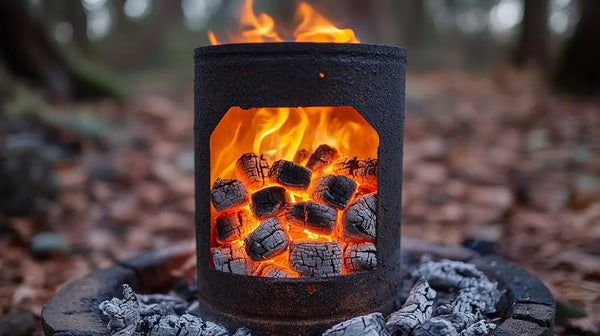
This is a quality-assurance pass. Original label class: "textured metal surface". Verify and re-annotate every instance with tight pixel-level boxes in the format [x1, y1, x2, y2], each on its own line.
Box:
[194, 42, 407, 335]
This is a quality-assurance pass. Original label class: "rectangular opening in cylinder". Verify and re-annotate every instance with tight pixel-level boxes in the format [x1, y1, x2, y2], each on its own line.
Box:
[209, 106, 379, 278]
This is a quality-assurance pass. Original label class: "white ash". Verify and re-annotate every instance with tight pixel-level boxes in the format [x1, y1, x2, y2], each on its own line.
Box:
[322, 313, 390, 336]
[385, 278, 437, 335]
[99, 260, 501, 336]
[410, 259, 503, 316]
[100, 284, 234, 336]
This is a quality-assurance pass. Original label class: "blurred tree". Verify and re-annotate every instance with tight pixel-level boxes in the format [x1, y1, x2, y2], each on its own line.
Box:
[514, 0, 550, 68]
[555, 0, 600, 95]
[0, 0, 123, 101]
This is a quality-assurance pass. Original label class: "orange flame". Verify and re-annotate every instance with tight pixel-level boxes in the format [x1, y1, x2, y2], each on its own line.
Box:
[207, 1, 370, 277]
[208, 0, 359, 44]
[294, 2, 359, 43]
[210, 106, 377, 182]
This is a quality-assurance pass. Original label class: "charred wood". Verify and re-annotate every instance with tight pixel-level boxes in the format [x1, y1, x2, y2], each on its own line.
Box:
[244, 218, 289, 261]
[306, 144, 340, 171]
[385, 278, 437, 336]
[410, 259, 487, 290]
[101, 285, 228, 336]
[413, 317, 458, 336]
[334, 157, 377, 189]
[293, 148, 311, 165]
[211, 246, 255, 275]
[437, 286, 501, 316]
[235, 153, 271, 189]
[312, 175, 357, 210]
[284, 201, 337, 234]
[289, 241, 343, 277]
[322, 312, 390, 336]
[343, 193, 377, 242]
[99, 284, 139, 336]
[250, 186, 289, 219]
[333, 157, 359, 176]
[344, 243, 377, 272]
[436, 312, 479, 332]
[411, 260, 502, 315]
[460, 320, 496, 336]
[269, 160, 312, 191]
[136, 293, 188, 316]
[232, 328, 254, 336]
[215, 209, 251, 243]
[355, 158, 378, 189]
[210, 178, 249, 211]
[140, 313, 228, 336]
[260, 264, 295, 278]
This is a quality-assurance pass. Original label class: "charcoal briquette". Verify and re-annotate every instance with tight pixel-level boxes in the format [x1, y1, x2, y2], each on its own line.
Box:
[269, 160, 312, 191]
[250, 186, 289, 219]
[210, 178, 249, 211]
[261, 264, 295, 278]
[306, 144, 340, 171]
[293, 148, 311, 165]
[235, 153, 271, 189]
[244, 218, 289, 261]
[334, 157, 377, 190]
[344, 243, 377, 272]
[285, 201, 337, 234]
[343, 193, 377, 242]
[211, 246, 255, 275]
[289, 241, 343, 277]
[215, 209, 251, 243]
[312, 175, 357, 210]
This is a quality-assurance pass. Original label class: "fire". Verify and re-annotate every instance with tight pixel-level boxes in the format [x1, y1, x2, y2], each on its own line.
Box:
[207, 2, 373, 277]
[211, 107, 376, 181]
[208, 0, 360, 44]
[210, 107, 378, 277]
[294, 2, 359, 43]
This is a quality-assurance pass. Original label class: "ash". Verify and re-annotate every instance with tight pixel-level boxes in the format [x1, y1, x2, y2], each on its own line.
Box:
[99, 259, 502, 336]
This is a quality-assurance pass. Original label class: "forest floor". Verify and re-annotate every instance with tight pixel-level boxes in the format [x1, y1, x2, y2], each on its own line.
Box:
[0, 68, 599, 335]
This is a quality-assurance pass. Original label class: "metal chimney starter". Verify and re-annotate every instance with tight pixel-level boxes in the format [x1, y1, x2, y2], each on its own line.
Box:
[194, 42, 406, 335]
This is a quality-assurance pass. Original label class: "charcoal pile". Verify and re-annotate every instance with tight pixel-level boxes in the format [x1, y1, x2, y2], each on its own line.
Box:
[209, 145, 378, 278]
[99, 259, 502, 336]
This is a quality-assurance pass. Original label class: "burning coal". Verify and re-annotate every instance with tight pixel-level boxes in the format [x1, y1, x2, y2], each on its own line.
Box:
[210, 144, 378, 278]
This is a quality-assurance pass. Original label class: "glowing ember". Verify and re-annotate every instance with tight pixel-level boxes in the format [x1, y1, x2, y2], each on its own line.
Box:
[210, 107, 378, 277]
[208, 0, 360, 45]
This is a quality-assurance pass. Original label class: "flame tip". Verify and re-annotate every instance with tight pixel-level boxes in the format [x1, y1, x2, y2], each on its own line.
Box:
[209, 0, 359, 45]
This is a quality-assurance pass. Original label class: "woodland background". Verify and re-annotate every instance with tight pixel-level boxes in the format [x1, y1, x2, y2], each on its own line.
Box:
[0, 0, 598, 335]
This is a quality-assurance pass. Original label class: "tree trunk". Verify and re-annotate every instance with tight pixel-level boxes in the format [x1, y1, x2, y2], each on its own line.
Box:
[514, 0, 550, 68]
[554, 0, 600, 95]
[0, 0, 123, 101]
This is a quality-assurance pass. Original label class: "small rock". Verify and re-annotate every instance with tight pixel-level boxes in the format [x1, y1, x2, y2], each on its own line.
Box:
[176, 151, 194, 173]
[30, 232, 70, 255]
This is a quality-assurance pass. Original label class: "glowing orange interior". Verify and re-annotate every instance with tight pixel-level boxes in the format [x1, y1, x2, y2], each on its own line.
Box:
[210, 107, 378, 276]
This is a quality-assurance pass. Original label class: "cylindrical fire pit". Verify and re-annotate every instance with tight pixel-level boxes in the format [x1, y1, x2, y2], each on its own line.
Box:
[194, 43, 406, 334]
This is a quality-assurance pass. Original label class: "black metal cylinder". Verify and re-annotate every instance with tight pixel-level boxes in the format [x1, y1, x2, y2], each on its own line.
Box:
[194, 42, 406, 335]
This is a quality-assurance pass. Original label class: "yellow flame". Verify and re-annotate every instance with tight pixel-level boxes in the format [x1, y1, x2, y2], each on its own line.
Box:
[208, 0, 359, 44]
[294, 2, 360, 43]
[210, 106, 378, 182]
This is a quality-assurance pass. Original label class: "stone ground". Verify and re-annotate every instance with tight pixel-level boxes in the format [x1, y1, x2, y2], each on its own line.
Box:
[0, 68, 599, 335]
